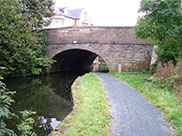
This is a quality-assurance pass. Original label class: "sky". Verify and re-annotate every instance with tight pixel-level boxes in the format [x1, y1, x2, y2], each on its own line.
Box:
[55, 0, 142, 26]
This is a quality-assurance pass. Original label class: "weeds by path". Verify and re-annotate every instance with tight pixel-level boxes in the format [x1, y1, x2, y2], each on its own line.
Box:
[109, 71, 182, 135]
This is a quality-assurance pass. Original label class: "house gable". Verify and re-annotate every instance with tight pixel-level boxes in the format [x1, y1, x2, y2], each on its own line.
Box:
[47, 7, 92, 28]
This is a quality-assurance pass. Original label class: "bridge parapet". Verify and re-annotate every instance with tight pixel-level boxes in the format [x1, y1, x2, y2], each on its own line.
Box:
[46, 26, 149, 45]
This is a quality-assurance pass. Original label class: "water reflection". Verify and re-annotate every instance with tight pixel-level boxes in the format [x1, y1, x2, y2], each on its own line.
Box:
[5, 72, 78, 136]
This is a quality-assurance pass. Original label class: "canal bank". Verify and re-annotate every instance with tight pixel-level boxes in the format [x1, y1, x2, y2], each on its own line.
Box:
[49, 73, 111, 136]
[49, 76, 82, 136]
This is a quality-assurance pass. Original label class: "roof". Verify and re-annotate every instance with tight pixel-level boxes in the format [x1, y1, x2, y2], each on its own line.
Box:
[59, 8, 84, 19]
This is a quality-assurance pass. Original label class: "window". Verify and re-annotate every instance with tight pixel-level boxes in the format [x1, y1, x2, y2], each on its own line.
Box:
[51, 19, 64, 27]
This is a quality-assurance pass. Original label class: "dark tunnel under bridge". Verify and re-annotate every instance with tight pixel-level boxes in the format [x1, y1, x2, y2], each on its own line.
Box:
[49, 49, 109, 74]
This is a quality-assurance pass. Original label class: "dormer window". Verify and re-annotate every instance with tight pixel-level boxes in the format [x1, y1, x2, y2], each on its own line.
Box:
[60, 8, 64, 13]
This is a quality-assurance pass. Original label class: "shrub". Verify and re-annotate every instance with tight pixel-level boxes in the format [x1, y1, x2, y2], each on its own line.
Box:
[155, 60, 182, 97]
[156, 61, 175, 78]
[173, 80, 182, 98]
[175, 56, 182, 77]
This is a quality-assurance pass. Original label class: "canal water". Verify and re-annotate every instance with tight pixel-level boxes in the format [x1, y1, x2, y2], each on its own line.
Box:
[5, 72, 78, 136]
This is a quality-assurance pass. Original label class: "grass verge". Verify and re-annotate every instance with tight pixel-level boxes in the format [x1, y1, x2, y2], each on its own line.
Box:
[50, 73, 111, 136]
[109, 71, 182, 135]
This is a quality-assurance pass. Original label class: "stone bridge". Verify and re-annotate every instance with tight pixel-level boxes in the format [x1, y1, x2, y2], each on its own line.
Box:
[46, 26, 152, 73]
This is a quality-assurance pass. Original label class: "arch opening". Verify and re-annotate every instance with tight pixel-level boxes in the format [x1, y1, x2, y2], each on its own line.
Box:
[49, 49, 109, 75]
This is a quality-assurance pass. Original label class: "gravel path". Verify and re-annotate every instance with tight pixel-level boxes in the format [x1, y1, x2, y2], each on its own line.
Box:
[95, 73, 174, 136]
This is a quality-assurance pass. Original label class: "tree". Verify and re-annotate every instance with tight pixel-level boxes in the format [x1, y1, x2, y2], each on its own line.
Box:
[134, 0, 182, 64]
[0, 0, 54, 77]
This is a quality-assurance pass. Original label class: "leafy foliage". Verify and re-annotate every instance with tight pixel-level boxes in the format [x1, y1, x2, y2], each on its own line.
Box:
[17, 111, 37, 136]
[0, 0, 54, 77]
[134, 0, 182, 63]
[0, 79, 17, 136]
[0, 68, 37, 136]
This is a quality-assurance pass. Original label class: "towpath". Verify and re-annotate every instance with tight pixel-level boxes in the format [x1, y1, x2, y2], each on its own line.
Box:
[95, 73, 174, 136]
